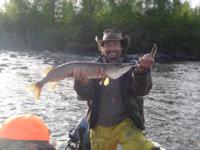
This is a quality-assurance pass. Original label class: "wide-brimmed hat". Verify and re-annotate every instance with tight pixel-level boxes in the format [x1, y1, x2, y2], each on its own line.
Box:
[95, 29, 130, 48]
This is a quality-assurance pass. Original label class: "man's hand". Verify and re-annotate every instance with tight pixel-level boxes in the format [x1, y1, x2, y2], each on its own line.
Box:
[135, 53, 155, 73]
[135, 44, 157, 73]
[139, 53, 154, 67]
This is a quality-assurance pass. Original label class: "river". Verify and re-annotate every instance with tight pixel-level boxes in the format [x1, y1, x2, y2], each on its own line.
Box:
[0, 49, 199, 150]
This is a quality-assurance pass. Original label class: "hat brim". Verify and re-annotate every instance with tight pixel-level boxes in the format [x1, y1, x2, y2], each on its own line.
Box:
[95, 35, 130, 49]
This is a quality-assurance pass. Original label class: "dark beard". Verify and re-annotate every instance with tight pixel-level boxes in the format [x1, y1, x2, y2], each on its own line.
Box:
[106, 51, 121, 63]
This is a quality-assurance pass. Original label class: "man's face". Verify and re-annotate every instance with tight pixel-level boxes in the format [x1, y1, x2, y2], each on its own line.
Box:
[101, 40, 122, 63]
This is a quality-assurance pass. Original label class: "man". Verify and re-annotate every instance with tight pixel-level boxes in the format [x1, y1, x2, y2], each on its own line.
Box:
[0, 114, 56, 150]
[73, 28, 158, 150]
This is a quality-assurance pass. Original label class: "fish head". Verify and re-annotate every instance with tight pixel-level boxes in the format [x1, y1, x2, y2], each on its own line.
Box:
[103, 63, 133, 79]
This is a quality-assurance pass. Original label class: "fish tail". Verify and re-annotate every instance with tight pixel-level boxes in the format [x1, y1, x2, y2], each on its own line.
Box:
[48, 82, 58, 91]
[43, 66, 54, 75]
[29, 82, 43, 100]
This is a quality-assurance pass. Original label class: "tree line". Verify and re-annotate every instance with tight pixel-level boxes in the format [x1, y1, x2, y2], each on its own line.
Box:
[0, 0, 200, 59]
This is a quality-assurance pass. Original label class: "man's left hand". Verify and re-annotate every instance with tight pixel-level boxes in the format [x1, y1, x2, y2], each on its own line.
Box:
[135, 54, 154, 73]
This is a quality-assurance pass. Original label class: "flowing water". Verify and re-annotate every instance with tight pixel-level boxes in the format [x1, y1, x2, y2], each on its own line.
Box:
[0, 49, 199, 150]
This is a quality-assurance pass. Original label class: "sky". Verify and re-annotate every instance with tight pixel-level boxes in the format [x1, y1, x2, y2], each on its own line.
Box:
[0, 0, 199, 9]
[0, 0, 6, 9]
[186, 0, 200, 8]
[0, 0, 5, 7]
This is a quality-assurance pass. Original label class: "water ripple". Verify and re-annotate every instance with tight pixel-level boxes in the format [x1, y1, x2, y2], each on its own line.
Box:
[0, 50, 199, 150]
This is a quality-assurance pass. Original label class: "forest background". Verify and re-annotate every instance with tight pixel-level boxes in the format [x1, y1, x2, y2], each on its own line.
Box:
[0, 0, 200, 60]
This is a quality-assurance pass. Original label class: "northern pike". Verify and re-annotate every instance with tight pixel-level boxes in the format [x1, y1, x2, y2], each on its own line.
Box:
[29, 61, 136, 100]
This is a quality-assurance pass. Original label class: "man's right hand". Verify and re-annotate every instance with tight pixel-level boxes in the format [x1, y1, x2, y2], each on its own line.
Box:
[72, 68, 89, 85]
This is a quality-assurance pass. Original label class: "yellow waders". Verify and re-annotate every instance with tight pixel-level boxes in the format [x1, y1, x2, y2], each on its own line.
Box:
[90, 119, 155, 150]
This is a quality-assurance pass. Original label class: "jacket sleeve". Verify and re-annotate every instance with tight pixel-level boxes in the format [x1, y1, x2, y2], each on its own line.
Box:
[74, 79, 95, 101]
[130, 69, 152, 96]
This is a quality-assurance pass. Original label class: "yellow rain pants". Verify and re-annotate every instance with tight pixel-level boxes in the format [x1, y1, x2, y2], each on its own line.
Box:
[90, 118, 155, 150]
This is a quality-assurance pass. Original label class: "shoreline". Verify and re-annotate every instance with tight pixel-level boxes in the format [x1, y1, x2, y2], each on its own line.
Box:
[0, 46, 200, 62]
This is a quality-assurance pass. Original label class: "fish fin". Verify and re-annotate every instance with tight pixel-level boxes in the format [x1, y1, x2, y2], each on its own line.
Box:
[43, 67, 54, 75]
[48, 82, 58, 91]
[99, 77, 110, 86]
[28, 82, 43, 100]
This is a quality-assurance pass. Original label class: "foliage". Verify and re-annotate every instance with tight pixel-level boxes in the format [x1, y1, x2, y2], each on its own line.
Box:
[0, 0, 200, 58]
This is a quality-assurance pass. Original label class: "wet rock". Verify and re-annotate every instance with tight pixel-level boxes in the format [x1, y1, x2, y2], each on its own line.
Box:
[19, 66, 28, 70]
[9, 53, 17, 58]
[156, 52, 171, 63]
[0, 63, 8, 67]
[43, 50, 51, 54]
[36, 56, 43, 59]
[190, 54, 200, 60]
[2, 58, 8, 61]
[171, 51, 188, 61]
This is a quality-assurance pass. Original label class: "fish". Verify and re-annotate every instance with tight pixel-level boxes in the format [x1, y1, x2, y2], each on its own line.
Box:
[29, 61, 135, 100]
